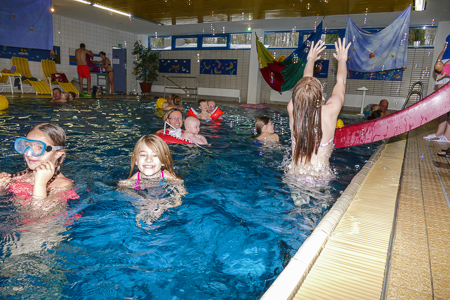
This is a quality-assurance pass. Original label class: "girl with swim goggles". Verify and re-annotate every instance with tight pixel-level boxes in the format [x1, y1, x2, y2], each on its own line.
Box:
[0, 123, 78, 202]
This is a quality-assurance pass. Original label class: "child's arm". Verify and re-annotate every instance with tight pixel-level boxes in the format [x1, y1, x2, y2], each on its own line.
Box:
[303, 40, 326, 78]
[0, 172, 11, 190]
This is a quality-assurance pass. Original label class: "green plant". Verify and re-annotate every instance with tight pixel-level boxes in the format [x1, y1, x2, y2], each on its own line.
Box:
[132, 41, 161, 83]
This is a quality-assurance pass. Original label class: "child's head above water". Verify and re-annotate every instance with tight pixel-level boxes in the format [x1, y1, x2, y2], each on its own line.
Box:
[184, 116, 201, 134]
[172, 95, 182, 106]
[255, 116, 274, 135]
[435, 61, 445, 73]
[13, 123, 67, 184]
[371, 104, 380, 111]
[198, 99, 208, 112]
[129, 134, 177, 179]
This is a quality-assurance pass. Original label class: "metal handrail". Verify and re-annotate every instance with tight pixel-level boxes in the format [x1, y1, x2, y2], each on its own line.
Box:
[163, 75, 198, 100]
[402, 90, 423, 110]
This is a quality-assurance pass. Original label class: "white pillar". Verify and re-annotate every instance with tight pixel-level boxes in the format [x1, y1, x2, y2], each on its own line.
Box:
[247, 29, 263, 104]
[138, 34, 149, 48]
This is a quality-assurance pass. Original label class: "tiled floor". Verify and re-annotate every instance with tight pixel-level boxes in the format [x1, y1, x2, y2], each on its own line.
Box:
[386, 120, 450, 299]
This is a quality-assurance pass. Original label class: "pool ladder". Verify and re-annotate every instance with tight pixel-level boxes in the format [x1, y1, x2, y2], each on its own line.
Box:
[401, 81, 423, 110]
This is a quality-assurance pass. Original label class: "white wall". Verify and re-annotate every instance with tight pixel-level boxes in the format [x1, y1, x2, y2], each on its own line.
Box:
[0, 14, 139, 94]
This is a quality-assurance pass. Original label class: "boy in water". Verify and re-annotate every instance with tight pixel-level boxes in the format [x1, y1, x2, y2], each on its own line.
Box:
[196, 99, 212, 120]
[181, 117, 208, 145]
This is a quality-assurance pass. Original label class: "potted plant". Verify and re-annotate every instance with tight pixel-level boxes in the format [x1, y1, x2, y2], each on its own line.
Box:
[132, 41, 161, 94]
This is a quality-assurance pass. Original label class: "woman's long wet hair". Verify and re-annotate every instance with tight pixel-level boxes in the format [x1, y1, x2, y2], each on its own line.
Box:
[128, 134, 179, 179]
[291, 77, 323, 165]
[12, 123, 66, 187]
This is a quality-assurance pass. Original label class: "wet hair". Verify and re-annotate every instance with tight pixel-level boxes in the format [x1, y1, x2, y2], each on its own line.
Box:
[198, 99, 207, 107]
[368, 109, 382, 120]
[80, 43, 85, 48]
[172, 95, 182, 106]
[255, 116, 272, 135]
[99, 51, 106, 56]
[163, 108, 183, 123]
[128, 134, 179, 179]
[68, 92, 77, 101]
[12, 123, 66, 188]
[291, 76, 323, 165]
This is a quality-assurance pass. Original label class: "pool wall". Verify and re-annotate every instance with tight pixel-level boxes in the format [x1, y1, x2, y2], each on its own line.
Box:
[262, 141, 387, 299]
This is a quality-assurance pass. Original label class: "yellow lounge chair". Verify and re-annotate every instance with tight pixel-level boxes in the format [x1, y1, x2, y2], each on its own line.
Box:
[0, 69, 21, 94]
[41, 59, 79, 95]
[12, 57, 52, 95]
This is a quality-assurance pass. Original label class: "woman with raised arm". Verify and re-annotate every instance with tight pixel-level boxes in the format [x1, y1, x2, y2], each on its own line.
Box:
[287, 38, 351, 178]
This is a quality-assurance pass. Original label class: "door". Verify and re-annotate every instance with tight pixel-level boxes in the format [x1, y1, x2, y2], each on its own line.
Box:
[113, 48, 127, 94]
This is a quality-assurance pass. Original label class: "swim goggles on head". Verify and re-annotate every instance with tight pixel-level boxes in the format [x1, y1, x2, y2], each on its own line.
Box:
[14, 138, 65, 157]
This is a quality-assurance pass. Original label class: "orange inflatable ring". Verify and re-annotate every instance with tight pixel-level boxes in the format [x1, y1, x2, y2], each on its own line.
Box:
[157, 130, 194, 144]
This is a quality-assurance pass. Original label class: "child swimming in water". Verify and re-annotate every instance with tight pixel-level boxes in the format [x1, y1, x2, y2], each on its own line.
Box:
[118, 134, 185, 225]
[196, 99, 212, 120]
[255, 116, 279, 142]
[287, 38, 350, 178]
[0, 123, 78, 206]
[120, 135, 180, 190]
[181, 116, 208, 145]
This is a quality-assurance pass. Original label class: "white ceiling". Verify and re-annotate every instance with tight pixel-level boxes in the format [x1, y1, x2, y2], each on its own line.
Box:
[52, 0, 449, 37]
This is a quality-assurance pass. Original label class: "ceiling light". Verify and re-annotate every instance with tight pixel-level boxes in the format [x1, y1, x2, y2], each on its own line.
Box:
[74, 0, 91, 4]
[92, 4, 131, 17]
[413, 0, 426, 11]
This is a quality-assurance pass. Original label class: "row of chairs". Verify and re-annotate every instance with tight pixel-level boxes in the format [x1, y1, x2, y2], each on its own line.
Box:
[0, 57, 79, 95]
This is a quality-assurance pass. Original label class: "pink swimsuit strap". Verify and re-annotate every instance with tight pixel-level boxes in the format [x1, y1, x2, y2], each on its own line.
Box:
[134, 171, 165, 190]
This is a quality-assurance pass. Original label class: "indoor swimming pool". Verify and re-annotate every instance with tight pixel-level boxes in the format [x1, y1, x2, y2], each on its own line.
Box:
[0, 97, 380, 299]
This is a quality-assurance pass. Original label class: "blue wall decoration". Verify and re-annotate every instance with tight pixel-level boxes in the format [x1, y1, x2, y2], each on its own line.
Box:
[348, 69, 403, 81]
[0, 45, 52, 62]
[159, 59, 191, 74]
[1, 0, 53, 50]
[314, 60, 329, 78]
[200, 59, 237, 75]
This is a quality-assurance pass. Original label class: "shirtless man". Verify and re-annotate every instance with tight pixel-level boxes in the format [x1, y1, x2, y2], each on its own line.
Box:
[379, 99, 392, 117]
[75, 43, 94, 95]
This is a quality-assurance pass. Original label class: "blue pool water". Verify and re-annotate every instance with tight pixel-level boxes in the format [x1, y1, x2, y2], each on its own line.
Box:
[0, 98, 379, 299]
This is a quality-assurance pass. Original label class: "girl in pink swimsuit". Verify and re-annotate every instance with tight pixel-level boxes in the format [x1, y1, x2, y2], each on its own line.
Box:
[0, 123, 79, 205]
[118, 134, 181, 190]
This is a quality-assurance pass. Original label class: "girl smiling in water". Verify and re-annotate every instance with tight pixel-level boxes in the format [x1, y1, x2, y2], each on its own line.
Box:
[0, 123, 78, 207]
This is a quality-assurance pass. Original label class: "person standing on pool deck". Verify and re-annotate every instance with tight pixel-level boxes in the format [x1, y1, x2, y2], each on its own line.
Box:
[99, 51, 114, 96]
[75, 43, 94, 96]
[287, 38, 351, 178]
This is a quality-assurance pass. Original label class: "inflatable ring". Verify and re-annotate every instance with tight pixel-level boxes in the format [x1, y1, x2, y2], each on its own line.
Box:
[156, 98, 167, 109]
[157, 130, 194, 144]
[0, 95, 9, 111]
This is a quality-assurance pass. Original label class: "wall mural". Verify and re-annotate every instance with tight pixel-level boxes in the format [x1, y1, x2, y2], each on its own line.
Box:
[0, 45, 54, 62]
[348, 69, 403, 81]
[159, 59, 191, 74]
[200, 59, 237, 75]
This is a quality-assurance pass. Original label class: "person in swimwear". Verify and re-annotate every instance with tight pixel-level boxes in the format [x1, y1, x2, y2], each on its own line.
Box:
[196, 99, 212, 120]
[75, 43, 94, 96]
[156, 109, 184, 134]
[0, 123, 78, 208]
[207, 100, 216, 113]
[255, 116, 279, 143]
[99, 51, 114, 96]
[162, 94, 183, 111]
[181, 116, 208, 145]
[287, 38, 350, 177]
[119, 135, 180, 188]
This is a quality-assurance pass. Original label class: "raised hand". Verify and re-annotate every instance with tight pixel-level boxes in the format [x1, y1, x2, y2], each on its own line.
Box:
[34, 161, 56, 187]
[307, 40, 326, 62]
[333, 38, 351, 62]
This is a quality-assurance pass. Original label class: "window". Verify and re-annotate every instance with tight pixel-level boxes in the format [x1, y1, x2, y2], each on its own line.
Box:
[264, 32, 299, 48]
[202, 36, 227, 48]
[150, 37, 172, 50]
[175, 37, 198, 48]
[408, 27, 437, 46]
[230, 33, 252, 49]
